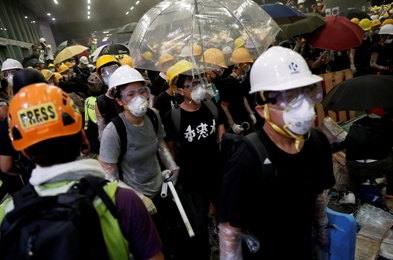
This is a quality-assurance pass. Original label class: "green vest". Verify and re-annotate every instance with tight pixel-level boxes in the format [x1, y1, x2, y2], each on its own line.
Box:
[0, 181, 129, 259]
[85, 96, 98, 125]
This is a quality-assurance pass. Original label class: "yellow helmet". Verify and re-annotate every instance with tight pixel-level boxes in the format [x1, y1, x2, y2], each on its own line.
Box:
[358, 18, 372, 31]
[230, 48, 254, 64]
[199, 48, 228, 68]
[7, 83, 82, 151]
[57, 64, 69, 74]
[166, 60, 194, 89]
[350, 18, 360, 24]
[234, 37, 246, 49]
[65, 61, 73, 69]
[179, 44, 202, 57]
[96, 55, 120, 76]
[53, 72, 63, 84]
[41, 69, 54, 81]
[382, 18, 393, 27]
[159, 53, 175, 66]
[372, 19, 382, 28]
[120, 54, 134, 68]
[142, 51, 153, 61]
[48, 63, 55, 68]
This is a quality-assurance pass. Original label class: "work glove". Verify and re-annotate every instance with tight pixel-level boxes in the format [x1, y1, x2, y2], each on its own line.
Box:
[141, 195, 158, 215]
[166, 169, 179, 186]
[249, 113, 257, 125]
[350, 64, 357, 74]
[231, 123, 244, 134]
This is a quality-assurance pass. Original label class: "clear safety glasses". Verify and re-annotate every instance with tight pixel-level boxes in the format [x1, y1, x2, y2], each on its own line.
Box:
[1, 69, 18, 78]
[100, 64, 119, 77]
[270, 83, 323, 109]
[185, 77, 208, 91]
[121, 86, 150, 100]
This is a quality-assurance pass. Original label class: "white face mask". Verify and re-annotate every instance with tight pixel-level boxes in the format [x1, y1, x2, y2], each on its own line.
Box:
[385, 39, 393, 44]
[204, 84, 215, 100]
[126, 95, 149, 117]
[191, 86, 207, 104]
[6, 74, 14, 87]
[282, 96, 315, 135]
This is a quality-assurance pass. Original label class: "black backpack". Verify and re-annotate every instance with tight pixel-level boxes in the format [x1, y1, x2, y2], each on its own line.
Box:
[0, 176, 118, 260]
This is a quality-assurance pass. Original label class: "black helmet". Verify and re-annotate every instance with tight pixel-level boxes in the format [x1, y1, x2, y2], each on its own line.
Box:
[13, 68, 48, 94]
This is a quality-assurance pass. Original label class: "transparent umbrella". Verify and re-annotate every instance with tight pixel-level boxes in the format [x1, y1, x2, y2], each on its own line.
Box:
[128, 0, 280, 75]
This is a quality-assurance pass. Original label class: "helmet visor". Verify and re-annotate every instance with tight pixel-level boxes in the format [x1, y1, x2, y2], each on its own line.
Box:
[100, 64, 119, 77]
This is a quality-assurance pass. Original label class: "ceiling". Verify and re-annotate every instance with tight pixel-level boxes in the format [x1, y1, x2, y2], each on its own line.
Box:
[16, 0, 163, 45]
[17, 0, 161, 25]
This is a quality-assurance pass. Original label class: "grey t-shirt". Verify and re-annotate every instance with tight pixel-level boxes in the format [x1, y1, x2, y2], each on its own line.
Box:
[100, 110, 165, 198]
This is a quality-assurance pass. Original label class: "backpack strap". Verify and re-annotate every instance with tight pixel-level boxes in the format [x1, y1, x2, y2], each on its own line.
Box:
[171, 103, 181, 135]
[112, 108, 159, 181]
[202, 98, 219, 122]
[111, 116, 127, 181]
[76, 176, 118, 218]
[96, 94, 106, 119]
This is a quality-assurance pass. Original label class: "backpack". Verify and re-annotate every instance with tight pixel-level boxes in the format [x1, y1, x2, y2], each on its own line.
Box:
[112, 108, 159, 180]
[0, 175, 118, 260]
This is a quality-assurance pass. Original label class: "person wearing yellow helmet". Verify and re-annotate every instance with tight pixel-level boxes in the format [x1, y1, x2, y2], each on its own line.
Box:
[349, 18, 373, 75]
[161, 59, 226, 260]
[1, 83, 164, 260]
[220, 47, 257, 135]
[151, 53, 178, 114]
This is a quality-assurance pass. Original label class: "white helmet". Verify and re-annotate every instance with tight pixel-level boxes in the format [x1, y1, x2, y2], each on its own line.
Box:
[1, 58, 23, 72]
[249, 46, 322, 94]
[298, 0, 305, 4]
[379, 24, 393, 35]
[39, 38, 46, 43]
[79, 56, 89, 65]
[108, 65, 149, 95]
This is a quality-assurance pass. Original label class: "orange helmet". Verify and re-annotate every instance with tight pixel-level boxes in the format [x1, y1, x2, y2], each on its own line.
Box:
[8, 83, 82, 151]
[120, 54, 134, 68]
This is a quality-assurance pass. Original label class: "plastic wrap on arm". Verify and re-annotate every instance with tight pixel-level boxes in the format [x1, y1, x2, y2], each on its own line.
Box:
[99, 161, 119, 182]
[314, 189, 329, 246]
[219, 223, 243, 260]
[157, 138, 179, 172]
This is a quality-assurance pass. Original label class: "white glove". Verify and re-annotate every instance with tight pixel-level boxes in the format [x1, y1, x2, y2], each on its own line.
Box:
[231, 124, 244, 134]
[249, 113, 257, 125]
[167, 169, 179, 186]
[350, 64, 357, 74]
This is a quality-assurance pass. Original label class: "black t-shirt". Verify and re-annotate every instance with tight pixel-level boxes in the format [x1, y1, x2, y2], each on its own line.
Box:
[0, 120, 15, 157]
[361, 43, 393, 75]
[220, 76, 252, 125]
[163, 102, 226, 192]
[150, 74, 167, 97]
[219, 128, 335, 259]
[153, 91, 183, 121]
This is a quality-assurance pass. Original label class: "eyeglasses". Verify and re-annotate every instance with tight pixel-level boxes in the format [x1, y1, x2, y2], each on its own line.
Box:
[269, 83, 323, 109]
[100, 64, 119, 77]
[121, 86, 150, 100]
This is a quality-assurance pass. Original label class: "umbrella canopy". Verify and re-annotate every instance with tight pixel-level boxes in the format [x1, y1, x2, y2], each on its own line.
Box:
[276, 12, 326, 40]
[54, 45, 89, 65]
[322, 75, 393, 112]
[260, 3, 306, 25]
[90, 43, 130, 62]
[117, 22, 138, 34]
[340, 8, 370, 20]
[128, 0, 280, 74]
[306, 15, 364, 52]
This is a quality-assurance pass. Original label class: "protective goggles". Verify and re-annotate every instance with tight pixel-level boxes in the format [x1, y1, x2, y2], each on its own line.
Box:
[269, 83, 323, 109]
[121, 86, 150, 100]
[1, 69, 18, 78]
[100, 64, 119, 77]
[185, 77, 208, 91]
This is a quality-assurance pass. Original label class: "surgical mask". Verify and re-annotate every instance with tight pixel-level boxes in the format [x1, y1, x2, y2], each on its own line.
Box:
[103, 75, 110, 86]
[6, 74, 13, 87]
[62, 74, 69, 80]
[71, 62, 76, 66]
[282, 97, 315, 135]
[205, 83, 215, 100]
[69, 68, 74, 73]
[191, 86, 207, 104]
[385, 39, 393, 44]
[126, 95, 149, 117]
[245, 64, 251, 73]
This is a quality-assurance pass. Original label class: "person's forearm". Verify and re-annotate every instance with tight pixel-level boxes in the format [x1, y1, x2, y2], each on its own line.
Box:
[219, 223, 243, 260]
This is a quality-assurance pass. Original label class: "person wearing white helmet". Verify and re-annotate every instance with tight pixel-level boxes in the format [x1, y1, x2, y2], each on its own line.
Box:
[99, 65, 181, 259]
[1, 58, 23, 98]
[218, 46, 335, 259]
[38, 37, 54, 68]
[361, 23, 393, 75]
